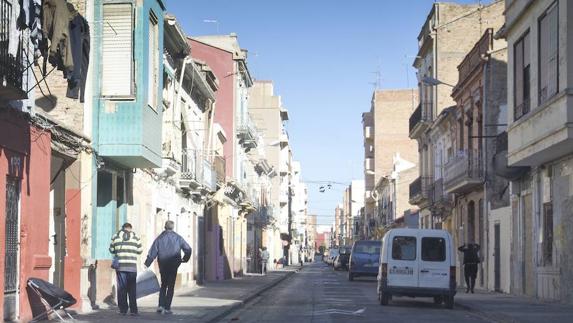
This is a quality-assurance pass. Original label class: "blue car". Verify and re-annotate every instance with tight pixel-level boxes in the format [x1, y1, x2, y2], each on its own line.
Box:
[348, 240, 382, 281]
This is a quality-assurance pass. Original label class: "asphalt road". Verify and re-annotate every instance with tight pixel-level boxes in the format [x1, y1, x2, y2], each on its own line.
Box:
[219, 261, 490, 323]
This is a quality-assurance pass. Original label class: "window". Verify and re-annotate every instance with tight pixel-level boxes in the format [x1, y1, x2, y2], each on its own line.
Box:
[148, 11, 159, 109]
[392, 236, 416, 260]
[422, 237, 446, 262]
[514, 31, 530, 120]
[353, 241, 381, 254]
[101, 3, 134, 97]
[538, 2, 558, 105]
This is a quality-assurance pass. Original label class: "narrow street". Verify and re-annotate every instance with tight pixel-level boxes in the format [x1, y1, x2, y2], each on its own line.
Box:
[220, 261, 487, 323]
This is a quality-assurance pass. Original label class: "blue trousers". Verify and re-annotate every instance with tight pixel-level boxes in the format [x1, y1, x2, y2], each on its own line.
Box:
[116, 271, 138, 314]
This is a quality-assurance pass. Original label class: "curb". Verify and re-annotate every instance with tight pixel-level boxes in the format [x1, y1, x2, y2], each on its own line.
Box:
[204, 269, 298, 323]
[455, 300, 518, 323]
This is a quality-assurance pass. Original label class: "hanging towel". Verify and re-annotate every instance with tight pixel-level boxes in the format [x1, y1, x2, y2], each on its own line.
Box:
[8, 0, 21, 57]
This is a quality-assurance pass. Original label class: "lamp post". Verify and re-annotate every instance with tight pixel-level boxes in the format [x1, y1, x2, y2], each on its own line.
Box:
[421, 76, 455, 88]
[285, 175, 293, 265]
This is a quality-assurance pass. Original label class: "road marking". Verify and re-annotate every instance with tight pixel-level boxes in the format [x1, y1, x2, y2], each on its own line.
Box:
[313, 308, 366, 316]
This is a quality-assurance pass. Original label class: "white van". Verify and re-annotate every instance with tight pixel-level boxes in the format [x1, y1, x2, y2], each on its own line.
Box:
[377, 228, 456, 309]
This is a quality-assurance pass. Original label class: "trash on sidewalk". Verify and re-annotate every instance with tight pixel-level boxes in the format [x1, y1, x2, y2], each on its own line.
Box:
[26, 277, 77, 322]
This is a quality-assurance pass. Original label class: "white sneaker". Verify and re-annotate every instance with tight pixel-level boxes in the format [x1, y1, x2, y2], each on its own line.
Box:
[156, 306, 164, 313]
[164, 309, 173, 315]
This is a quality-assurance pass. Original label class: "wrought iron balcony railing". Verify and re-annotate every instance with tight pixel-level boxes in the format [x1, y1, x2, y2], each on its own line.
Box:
[0, 0, 27, 100]
[443, 150, 483, 193]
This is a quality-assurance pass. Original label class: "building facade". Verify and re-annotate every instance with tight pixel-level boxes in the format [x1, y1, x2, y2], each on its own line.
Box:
[363, 89, 419, 239]
[409, 1, 505, 231]
[248, 80, 291, 265]
[500, 0, 573, 302]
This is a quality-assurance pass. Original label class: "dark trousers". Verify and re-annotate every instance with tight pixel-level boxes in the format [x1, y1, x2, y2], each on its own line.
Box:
[159, 264, 179, 310]
[116, 271, 138, 314]
[464, 263, 478, 291]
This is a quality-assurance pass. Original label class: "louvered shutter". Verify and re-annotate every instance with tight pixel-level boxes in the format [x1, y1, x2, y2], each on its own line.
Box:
[101, 3, 133, 97]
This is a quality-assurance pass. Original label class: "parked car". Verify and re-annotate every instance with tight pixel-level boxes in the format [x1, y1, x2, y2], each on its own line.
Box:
[377, 228, 456, 309]
[348, 240, 382, 280]
[327, 248, 339, 266]
[333, 246, 351, 271]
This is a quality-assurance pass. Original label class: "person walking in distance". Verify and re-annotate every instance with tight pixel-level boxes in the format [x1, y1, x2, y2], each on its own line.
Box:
[144, 220, 192, 314]
[260, 247, 270, 274]
[109, 223, 143, 316]
[458, 243, 481, 293]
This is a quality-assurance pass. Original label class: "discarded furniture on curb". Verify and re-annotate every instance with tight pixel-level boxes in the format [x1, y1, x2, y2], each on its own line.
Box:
[27, 278, 77, 322]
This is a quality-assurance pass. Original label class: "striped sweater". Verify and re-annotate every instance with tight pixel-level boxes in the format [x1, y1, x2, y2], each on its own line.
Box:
[109, 230, 143, 272]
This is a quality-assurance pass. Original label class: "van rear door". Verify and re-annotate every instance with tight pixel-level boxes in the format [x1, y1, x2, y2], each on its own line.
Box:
[387, 235, 417, 287]
[418, 234, 450, 289]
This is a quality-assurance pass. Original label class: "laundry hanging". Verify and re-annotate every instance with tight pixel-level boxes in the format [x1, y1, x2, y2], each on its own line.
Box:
[42, 0, 77, 75]
[39, 0, 90, 101]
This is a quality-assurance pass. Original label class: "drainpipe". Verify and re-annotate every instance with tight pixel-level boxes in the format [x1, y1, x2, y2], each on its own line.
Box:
[207, 99, 216, 162]
[482, 56, 489, 290]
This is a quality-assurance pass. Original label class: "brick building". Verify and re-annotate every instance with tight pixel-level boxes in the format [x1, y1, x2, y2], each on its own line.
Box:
[363, 89, 419, 238]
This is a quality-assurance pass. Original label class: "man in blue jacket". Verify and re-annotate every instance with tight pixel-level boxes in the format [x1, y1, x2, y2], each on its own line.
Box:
[144, 220, 192, 314]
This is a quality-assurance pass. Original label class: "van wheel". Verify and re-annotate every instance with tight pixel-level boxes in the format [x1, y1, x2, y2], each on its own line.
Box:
[379, 292, 389, 305]
[445, 296, 454, 309]
[433, 296, 443, 305]
[348, 273, 354, 281]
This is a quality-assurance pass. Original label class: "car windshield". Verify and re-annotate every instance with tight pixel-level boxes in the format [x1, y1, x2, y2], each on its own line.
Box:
[353, 241, 381, 254]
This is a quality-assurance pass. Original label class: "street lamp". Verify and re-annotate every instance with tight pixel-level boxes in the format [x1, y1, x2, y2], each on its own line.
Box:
[421, 76, 455, 88]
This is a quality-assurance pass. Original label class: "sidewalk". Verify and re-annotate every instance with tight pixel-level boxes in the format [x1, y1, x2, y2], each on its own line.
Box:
[456, 290, 573, 323]
[71, 266, 299, 323]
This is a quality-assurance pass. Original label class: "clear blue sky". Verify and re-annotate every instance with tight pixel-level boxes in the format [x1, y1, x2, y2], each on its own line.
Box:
[166, 0, 483, 227]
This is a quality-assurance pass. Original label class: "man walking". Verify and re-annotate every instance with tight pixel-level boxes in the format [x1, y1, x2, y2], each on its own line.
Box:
[144, 220, 191, 314]
[109, 223, 143, 316]
[260, 247, 269, 274]
[458, 243, 481, 293]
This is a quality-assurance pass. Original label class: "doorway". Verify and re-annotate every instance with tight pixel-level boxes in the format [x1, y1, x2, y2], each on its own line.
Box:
[49, 155, 68, 288]
[467, 201, 475, 243]
[4, 177, 20, 321]
[494, 223, 501, 292]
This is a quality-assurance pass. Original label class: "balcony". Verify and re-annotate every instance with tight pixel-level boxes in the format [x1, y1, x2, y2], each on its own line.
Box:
[409, 176, 431, 206]
[214, 155, 226, 186]
[443, 151, 483, 194]
[0, 0, 27, 100]
[237, 116, 258, 151]
[508, 91, 573, 167]
[364, 126, 373, 141]
[95, 0, 164, 169]
[430, 178, 452, 211]
[409, 103, 431, 139]
[179, 150, 201, 191]
[160, 157, 181, 177]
